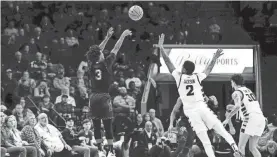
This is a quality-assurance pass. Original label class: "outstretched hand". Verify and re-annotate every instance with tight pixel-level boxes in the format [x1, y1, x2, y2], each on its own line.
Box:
[214, 49, 224, 59]
[122, 29, 132, 37]
[158, 33, 165, 48]
[106, 27, 114, 38]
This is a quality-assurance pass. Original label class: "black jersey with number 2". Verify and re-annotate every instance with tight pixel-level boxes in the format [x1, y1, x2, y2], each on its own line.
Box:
[90, 53, 115, 93]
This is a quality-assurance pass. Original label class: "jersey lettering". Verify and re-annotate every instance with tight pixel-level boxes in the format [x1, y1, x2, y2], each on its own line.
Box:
[95, 69, 102, 80]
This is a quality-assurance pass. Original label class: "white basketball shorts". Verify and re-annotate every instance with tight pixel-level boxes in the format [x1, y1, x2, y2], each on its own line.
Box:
[241, 113, 265, 136]
[183, 102, 221, 134]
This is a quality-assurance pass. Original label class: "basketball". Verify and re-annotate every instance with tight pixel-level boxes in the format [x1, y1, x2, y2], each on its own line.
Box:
[128, 5, 143, 21]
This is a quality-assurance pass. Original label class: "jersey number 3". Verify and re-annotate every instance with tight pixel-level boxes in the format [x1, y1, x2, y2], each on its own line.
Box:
[95, 69, 102, 80]
[186, 85, 194, 96]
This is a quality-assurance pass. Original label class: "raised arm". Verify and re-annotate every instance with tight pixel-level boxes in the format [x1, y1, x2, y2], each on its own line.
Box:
[99, 27, 114, 52]
[158, 34, 176, 73]
[110, 29, 132, 56]
[223, 91, 242, 126]
[202, 49, 223, 76]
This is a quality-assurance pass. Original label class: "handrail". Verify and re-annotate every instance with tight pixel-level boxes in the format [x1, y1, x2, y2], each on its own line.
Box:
[26, 96, 64, 127]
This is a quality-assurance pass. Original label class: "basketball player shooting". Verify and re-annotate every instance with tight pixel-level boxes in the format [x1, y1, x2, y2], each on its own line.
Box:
[223, 74, 266, 157]
[86, 27, 132, 155]
[158, 33, 242, 157]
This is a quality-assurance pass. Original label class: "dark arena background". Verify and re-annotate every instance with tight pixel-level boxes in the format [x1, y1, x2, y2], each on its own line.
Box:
[1, 1, 277, 157]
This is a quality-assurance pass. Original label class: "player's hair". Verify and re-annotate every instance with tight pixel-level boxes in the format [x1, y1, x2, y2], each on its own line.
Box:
[86, 45, 101, 64]
[231, 74, 244, 86]
[182, 61, 195, 75]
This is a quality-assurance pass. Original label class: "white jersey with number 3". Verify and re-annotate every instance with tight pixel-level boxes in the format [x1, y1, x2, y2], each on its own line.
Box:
[172, 69, 206, 110]
[237, 86, 263, 116]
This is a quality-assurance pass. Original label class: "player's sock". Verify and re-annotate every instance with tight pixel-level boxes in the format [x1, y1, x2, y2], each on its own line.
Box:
[197, 131, 216, 157]
[212, 123, 239, 152]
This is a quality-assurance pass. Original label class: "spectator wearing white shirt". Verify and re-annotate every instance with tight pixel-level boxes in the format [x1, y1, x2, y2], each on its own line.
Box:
[35, 113, 72, 156]
[55, 87, 76, 107]
[125, 69, 142, 90]
[53, 66, 71, 91]
[4, 21, 18, 37]
[65, 29, 79, 47]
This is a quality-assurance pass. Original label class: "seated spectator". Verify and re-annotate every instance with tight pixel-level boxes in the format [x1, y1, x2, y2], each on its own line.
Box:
[15, 71, 36, 99]
[125, 69, 142, 90]
[77, 119, 99, 155]
[33, 27, 47, 49]
[113, 87, 136, 121]
[30, 52, 47, 79]
[65, 29, 79, 47]
[40, 71, 53, 90]
[35, 113, 72, 156]
[54, 95, 74, 122]
[109, 81, 120, 99]
[9, 51, 29, 78]
[132, 114, 145, 144]
[20, 44, 32, 62]
[71, 70, 89, 94]
[80, 106, 90, 122]
[1, 115, 37, 157]
[132, 121, 158, 157]
[4, 20, 18, 37]
[128, 81, 141, 100]
[23, 23, 33, 38]
[69, 86, 78, 100]
[118, 77, 126, 87]
[21, 114, 45, 157]
[2, 69, 17, 109]
[55, 87, 76, 107]
[40, 16, 54, 33]
[12, 104, 32, 130]
[53, 66, 71, 92]
[75, 87, 89, 110]
[38, 95, 54, 114]
[17, 28, 28, 47]
[260, 140, 277, 157]
[62, 118, 98, 157]
[29, 37, 41, 55]
[34, 81, 51, 99]
[149, 109, 164, 137]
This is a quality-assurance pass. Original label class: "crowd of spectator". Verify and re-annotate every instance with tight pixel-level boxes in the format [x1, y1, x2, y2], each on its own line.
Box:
[1, 1, 277, 157]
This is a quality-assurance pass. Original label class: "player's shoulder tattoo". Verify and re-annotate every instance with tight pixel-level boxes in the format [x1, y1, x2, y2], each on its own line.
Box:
[232, 91, 241, 101]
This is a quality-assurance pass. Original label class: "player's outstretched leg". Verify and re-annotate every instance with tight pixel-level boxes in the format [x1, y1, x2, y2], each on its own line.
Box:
[212, 122, 243, 157]
[249, 136, 261, 157]
[103, 118, 114, 154]
[92, 119, 103, 150]
[196, 131, 216, 157]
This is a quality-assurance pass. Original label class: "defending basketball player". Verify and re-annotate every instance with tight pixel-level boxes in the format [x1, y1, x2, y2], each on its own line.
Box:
[86, 27, 132, 155]
[158, 33, 242, 157]
[223, 74, 266, 157]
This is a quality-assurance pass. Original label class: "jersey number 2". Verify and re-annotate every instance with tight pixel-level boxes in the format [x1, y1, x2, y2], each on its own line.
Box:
[95, 69, 102, 80]
[246, 93, 256, 102]
[186, 85, 194, 96]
